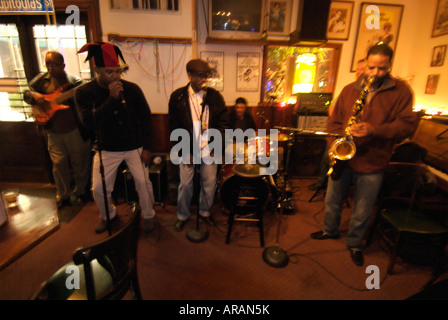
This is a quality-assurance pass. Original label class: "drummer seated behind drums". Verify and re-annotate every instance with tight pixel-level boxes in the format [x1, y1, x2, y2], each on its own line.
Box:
[229, 97, 257, 132]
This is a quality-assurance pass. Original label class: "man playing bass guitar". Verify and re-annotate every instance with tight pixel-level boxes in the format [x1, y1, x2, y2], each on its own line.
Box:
[24, 51, 91, 209]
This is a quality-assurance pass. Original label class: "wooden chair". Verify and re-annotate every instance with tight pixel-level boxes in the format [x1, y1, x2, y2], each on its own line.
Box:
[224, 175, 269, 247]
[374, 162, 448, 275]
[30, 205, 142, 300]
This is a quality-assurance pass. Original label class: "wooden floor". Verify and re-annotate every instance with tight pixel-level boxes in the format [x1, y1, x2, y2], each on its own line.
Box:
[0, 178, 447, 302]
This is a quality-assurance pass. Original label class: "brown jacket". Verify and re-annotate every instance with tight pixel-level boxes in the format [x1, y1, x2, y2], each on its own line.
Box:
[327, 75, 418, 173]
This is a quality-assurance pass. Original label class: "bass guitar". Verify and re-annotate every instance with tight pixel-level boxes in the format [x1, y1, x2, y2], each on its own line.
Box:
[31, 84, 76, 124]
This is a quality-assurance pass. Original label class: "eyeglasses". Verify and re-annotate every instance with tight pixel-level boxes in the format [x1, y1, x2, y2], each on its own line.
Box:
[191, 72, 210, 79]
[45, 62, 63, 68]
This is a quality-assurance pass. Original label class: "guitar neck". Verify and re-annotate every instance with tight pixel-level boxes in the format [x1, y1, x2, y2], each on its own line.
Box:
[53, 88, 75, 104]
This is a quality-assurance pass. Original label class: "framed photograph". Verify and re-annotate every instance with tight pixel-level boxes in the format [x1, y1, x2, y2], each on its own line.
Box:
[351, 3, 403, 72]
[200, 51, 224, 91]
[237, 53, 260, 92]
[267, 0, 293, 36]
[431, 45, 447, 66]
[425, 74, 440, 94]
[326, 1, 354, 40]
[432, 0, 448, 37]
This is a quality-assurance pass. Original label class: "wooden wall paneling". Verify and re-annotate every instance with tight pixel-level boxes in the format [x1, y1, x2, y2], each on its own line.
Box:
[0, 122, 52, 183]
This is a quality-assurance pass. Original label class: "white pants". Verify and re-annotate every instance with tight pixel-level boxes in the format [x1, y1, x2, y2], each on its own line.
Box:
[91, 148, 155, 220]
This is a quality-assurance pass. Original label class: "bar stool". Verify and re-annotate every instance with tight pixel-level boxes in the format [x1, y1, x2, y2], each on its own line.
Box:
[225, 174, 269, 247]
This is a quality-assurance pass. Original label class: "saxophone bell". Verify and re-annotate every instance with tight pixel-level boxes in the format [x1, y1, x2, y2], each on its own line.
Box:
[328, 136, 356, 161]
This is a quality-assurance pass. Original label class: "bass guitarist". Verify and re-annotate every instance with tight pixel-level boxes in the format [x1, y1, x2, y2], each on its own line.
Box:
[23, 51, 91, 209]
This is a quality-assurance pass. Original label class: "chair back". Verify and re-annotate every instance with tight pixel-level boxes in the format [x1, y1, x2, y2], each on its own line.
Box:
[379, 162, 426, 210]
[29, 205, 142, 300]
[72, 205, 142, 300]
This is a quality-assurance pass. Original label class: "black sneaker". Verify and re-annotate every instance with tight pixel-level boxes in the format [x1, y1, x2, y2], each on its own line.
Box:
[310, 231, 340, 240]
[350, 249, 364, 266]
[175, 219, 187, 232]
[57, 198, 72, 210]
[200, 215, 216, 226]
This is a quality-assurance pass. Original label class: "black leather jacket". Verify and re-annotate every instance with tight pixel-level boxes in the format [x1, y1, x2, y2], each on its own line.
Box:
[168, 83, 229, 155]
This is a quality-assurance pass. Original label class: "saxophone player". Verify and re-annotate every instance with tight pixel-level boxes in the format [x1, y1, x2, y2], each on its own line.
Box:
[310, 44, 418, 266]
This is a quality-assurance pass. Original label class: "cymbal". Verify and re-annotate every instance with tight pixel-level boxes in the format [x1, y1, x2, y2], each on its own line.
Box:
[248, 133, 291, 142]
[278, 133, 291, 141]
[232, 164, 262, 178]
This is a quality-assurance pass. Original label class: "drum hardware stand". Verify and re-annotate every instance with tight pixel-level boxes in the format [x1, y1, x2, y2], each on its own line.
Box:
[92, 104, 112, 236]
[262, 170, 289, 268]
[309, 181, 327, 202]
[262, 128, 293, 268]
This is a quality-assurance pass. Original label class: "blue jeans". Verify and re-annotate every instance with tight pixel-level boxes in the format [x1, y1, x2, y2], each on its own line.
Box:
[324, 168, 383, 251]
[177, 162, 218, 221]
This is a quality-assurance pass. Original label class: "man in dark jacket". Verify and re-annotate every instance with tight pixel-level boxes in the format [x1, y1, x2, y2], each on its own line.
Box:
[24, 51, 91, 209]
[75, 42, 156, 234]
[169, 59, 229, 231]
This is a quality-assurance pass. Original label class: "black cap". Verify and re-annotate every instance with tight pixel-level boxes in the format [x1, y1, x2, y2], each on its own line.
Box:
[186, 59, 211, 74]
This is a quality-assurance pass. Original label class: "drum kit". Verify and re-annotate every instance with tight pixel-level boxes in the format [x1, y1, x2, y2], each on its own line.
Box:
[218, 130, 293, 215]
[218, 126, 341, 267]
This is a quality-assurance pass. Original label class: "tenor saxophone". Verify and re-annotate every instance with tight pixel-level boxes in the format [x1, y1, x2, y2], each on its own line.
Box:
[327, 77, 373, 180]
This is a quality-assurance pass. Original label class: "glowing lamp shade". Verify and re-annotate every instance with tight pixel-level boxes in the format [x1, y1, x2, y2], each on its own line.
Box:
[292, 53, 317, 93]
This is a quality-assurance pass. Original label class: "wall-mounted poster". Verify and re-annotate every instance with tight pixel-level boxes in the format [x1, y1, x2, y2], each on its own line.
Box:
[431, 45, 447, 66]
[200, 51, 224, 91]
[326, 1, 354, 40]
[351, 3, 403, 72]
[267, 0, 293, 36]
[432, 0, 448, 37]
[425, 74, 440, 94]
[237, 53, 260, 92]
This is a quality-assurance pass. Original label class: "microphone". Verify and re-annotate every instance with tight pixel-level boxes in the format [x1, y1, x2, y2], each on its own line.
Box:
[120, 91, 126, 104]
[201, 86, 207, 113]
[256, 111, 269, 124]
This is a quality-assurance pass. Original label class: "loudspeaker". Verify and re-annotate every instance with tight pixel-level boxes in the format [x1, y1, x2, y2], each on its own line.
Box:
[287, 136, 327, 177]
[148, 159, 167, 206]
[290, 0, 331, 45]
[111, 155, 168, 206]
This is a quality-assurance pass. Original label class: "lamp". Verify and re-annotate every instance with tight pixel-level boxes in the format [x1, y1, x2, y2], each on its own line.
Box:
[292, 53, 317, 94]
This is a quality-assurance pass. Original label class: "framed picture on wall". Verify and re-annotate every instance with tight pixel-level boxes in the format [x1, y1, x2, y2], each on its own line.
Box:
[425, 74, 440, 94]
[200, 51, 224, 91]
[237, 53, 260, 92]
[431, 45, 447, 66]
[351, 3, 403, 72]
[267, 0, 293, 36]
[326, 1, 354, 40]
[432, 0, 448, 37]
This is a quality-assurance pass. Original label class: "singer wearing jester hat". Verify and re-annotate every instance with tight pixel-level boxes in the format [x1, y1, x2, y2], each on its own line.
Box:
[75, 42, 157, 234]
[168, 59, 229, 232]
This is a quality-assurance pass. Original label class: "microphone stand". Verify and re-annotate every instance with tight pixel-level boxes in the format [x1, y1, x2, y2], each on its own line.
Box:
[186, 87, 209, 243]
[93, 103, 112, 236]
[262, 129, 292, 268]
